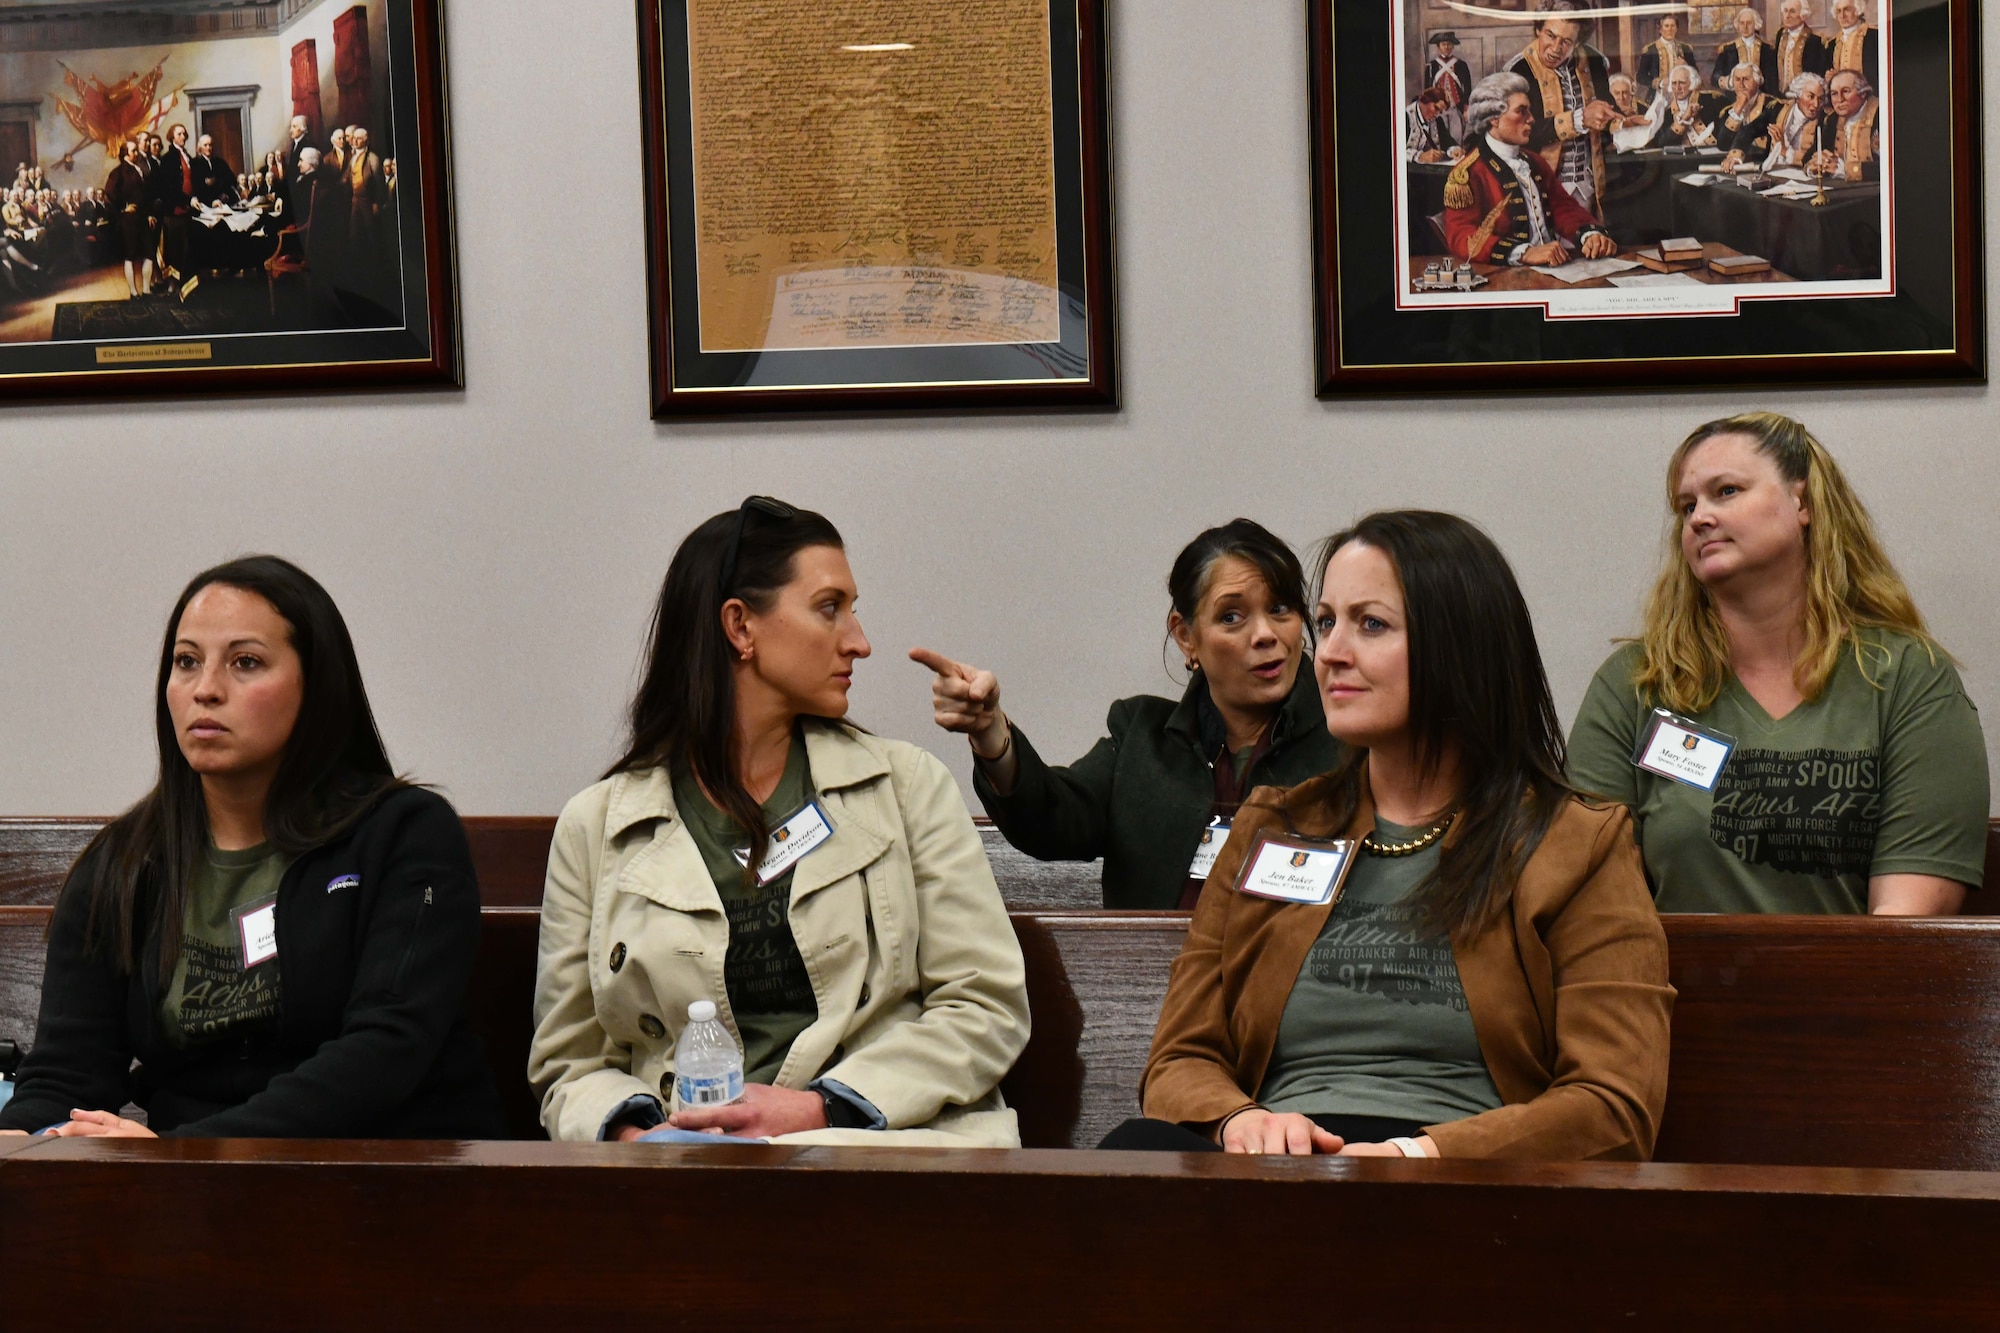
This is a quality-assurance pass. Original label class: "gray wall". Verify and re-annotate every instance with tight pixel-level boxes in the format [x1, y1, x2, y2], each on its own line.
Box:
[1, 0, 1993, 818]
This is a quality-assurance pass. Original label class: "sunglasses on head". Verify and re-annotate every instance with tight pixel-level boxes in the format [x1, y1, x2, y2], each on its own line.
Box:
[718, 495, 796, 597]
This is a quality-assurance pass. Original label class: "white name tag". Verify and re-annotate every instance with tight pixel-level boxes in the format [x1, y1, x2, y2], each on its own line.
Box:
[1232, 834, 1357, 906]
[237, 899, 279, 970]
[1633, 710, 1735, 791]
[1187, 818, 1231, 881]
[734, 800, 836, 887]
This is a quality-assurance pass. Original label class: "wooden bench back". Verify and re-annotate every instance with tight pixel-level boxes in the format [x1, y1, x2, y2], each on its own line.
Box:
[0, 817, 1106, 910]
[8, 903, 2000, 1167]
[9, 815, 1998, 910]
[8, 817, 2000, 1165]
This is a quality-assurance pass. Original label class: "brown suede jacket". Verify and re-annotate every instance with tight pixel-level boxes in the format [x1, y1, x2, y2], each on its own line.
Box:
[1140, 772, 1675, 1160]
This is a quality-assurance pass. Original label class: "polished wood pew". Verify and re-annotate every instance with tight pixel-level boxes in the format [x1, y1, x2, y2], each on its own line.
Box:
[0, 815, 562, 908]
[5, 1138, 2000, 1328]
[9, 813, 2000, 909]
[9, 904, 2000, 1168]
[0, 816, 1104, 908]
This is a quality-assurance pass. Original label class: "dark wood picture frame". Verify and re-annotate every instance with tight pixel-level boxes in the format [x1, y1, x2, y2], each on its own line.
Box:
[636, 0, 1118, 417]
[0, 0, 460, 405]
[1309, 0, 1984, 396]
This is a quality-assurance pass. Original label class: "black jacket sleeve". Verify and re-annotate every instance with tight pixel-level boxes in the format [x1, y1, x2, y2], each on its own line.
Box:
[0, 861, 136, 1133]
[972, 702, 1134, 863]
[169, 792, 482, 1138]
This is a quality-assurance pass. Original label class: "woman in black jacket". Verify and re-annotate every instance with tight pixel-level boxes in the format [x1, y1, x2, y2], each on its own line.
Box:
[0, 556, 504, 1140]
[912, 520, 1342, 910]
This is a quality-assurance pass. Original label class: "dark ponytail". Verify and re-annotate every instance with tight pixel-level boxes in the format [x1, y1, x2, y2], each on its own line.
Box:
[609, 499, 845, 879]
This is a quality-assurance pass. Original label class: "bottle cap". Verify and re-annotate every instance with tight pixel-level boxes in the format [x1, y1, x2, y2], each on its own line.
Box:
[688, 999, 717, 1023]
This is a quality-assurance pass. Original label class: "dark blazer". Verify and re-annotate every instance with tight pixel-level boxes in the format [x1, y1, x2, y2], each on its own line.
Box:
[0, 787, 506, 1139]
[281, 135, 314, 183]
[1711, 36, 1779, 93]
[974, 667, 1343, 910]
[190, 153, 238, 205]
[1505, 45, 1613, 166]
[1646, 99, 1711, 149]
[289, 169, 323, 229]
[1771, 26, 1831, 88]
[148, 149, 191, 214]
[1635, 37, 1696, 92]
[1825, 26, 1879, 87]
[1712, 93, 1782, 156]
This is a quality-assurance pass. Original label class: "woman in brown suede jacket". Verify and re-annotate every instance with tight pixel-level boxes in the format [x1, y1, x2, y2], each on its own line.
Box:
[1108, 511, 1673, 1160]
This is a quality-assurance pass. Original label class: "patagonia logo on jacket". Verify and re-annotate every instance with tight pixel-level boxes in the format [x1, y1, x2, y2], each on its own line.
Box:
[327, 874, 362, 894]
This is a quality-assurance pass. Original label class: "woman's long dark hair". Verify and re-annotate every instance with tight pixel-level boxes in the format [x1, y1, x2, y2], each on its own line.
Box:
[608, 500, 845, 879]
[70, 556, 406, 975]
[1301, 511, 1572, 938]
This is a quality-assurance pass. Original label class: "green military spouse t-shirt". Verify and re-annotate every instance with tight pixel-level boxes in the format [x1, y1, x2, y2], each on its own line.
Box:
[1256, 819, 1503, 1125]
[672, 739, 821, 1084]
[160, 842, 289, 1048]
[1567, 634, 1989, 913]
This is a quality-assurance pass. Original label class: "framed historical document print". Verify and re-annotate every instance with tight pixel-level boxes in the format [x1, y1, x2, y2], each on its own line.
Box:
[637, 0, 1117, 416]
[1310, 0, 1983, 394]
[0, 0, 458, 402]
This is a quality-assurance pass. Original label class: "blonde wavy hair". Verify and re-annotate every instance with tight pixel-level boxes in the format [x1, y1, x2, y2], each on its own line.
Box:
[1634, 411, 1938, 713]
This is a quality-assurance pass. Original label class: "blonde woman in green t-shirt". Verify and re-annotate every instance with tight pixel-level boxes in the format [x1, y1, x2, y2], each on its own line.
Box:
[1568, 411, 1988, 915]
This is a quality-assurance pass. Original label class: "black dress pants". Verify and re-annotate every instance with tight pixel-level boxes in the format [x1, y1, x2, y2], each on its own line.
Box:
[1097, 1114, 1425, 1152]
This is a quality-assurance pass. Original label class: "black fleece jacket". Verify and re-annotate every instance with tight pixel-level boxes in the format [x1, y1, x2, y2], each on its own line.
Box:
[0, 786, 505, 1138]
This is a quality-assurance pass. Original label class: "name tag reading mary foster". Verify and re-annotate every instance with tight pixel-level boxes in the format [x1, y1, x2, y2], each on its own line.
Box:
[734, 800, 836, 887]
[1632, 709, 1735, 792]
[1232, 833, 1357, 906]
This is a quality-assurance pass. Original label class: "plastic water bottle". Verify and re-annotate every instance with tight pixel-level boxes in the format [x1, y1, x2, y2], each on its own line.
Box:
[673, 1000, 743, 1113]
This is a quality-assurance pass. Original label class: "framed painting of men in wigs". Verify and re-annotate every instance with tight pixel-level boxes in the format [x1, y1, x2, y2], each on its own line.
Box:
[636, 0, 1119, 416]
[0, 0, 458, 402]
[1309, 0, 1982, 394]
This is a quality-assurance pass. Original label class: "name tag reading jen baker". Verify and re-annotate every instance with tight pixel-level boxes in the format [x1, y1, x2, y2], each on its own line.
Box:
[733, 800, 836, 887]
[1232, 833, 1358, 906]
[1632, 708, 1736, 792]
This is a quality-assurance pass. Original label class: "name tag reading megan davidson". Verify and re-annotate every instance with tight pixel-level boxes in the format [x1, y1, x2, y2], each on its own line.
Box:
[1632, 708, 1736, 792]
[733, 800, 836, 887]
[1231, 832, 1358, 906]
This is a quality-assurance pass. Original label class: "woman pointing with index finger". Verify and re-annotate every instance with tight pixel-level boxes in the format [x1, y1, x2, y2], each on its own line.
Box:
[911, 520, 1343, 910]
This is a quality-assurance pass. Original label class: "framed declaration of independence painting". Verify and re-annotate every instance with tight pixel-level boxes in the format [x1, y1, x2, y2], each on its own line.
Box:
[0, 0, 459, 403]
[637, 0, 1117, 416]
[1310, 0, 1983, 394]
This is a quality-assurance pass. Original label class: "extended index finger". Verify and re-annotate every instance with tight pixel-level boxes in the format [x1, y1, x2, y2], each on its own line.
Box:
[907, 647, 966, 678]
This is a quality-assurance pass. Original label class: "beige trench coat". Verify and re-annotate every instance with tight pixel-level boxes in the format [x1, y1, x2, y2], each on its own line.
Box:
[529, 722, 1030, 1146]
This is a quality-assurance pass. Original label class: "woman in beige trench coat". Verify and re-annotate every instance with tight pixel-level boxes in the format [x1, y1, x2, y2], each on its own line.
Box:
[529, 498, 1030, 1146]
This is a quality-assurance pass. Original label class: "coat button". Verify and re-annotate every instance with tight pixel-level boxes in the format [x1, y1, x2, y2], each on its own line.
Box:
[857, 984, 871, 1005]
[639, 1014, 666, 1039]
[609, 942, 627, 973]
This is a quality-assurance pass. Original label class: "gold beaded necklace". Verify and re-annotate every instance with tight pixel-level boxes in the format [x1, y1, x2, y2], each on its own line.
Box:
[1360, 812, 1456, 858]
